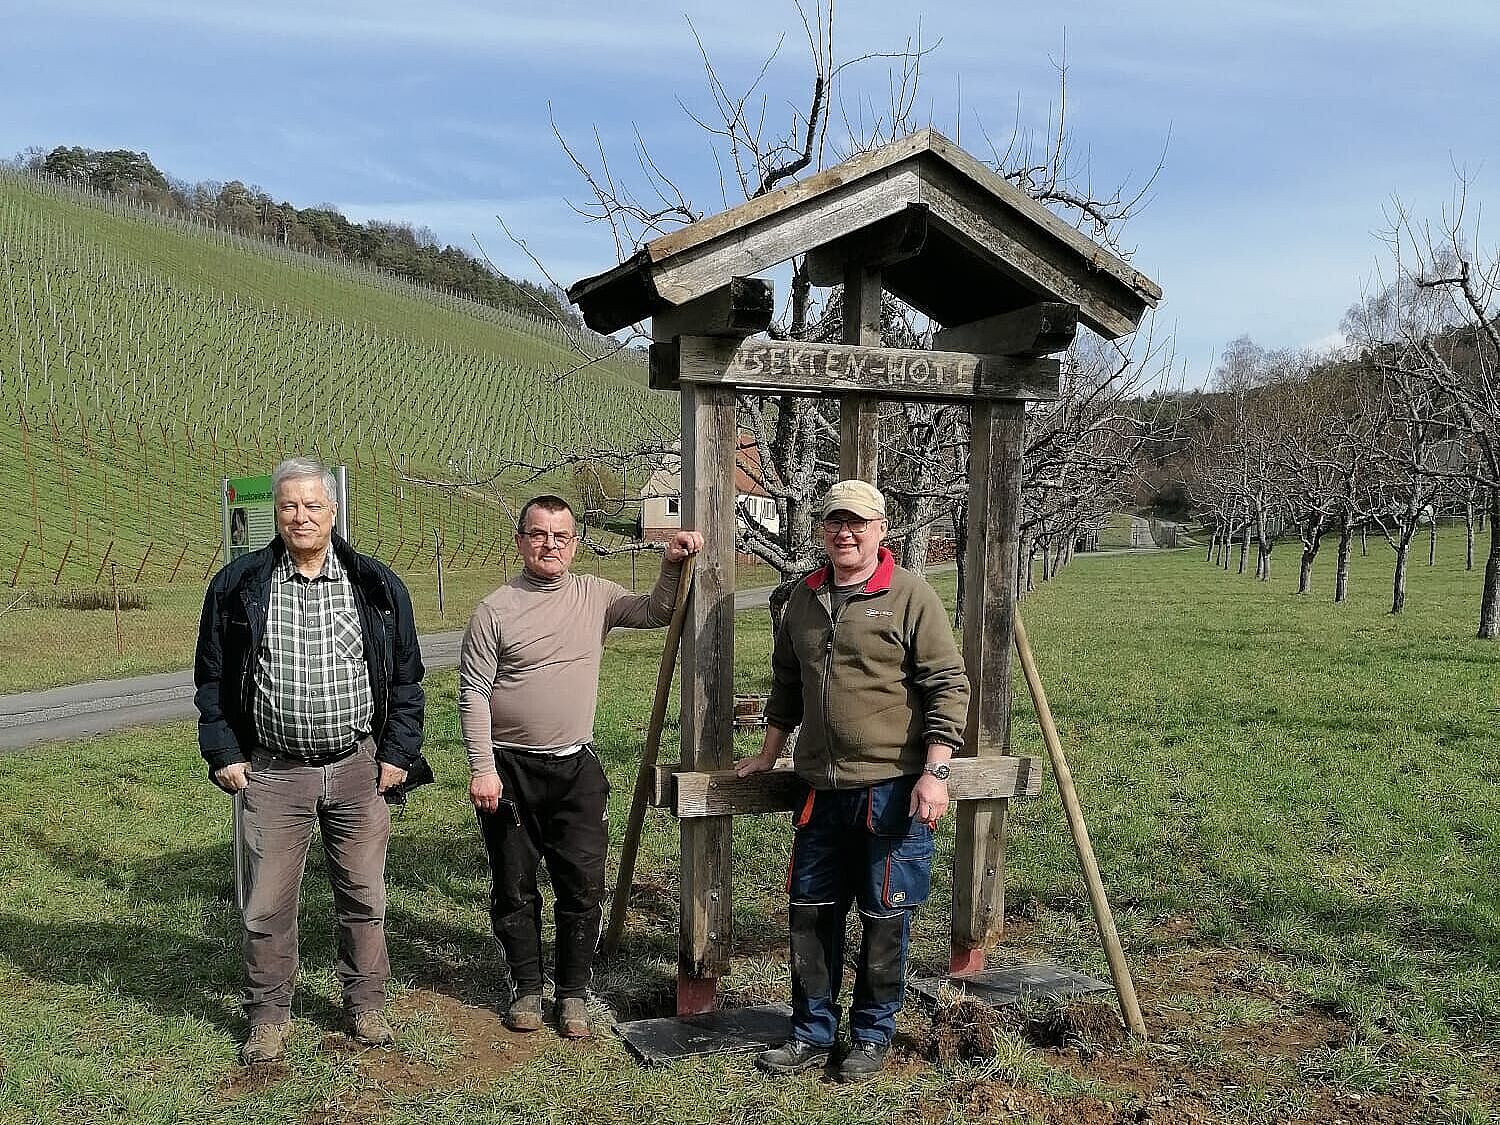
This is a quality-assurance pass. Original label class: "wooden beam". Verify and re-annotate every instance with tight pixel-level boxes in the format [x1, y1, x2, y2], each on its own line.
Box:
[840, 263, 882, 481]
[676, 384, 738, 1010]
[652, 276, 775, 342]
[919, 167, 1145, 340]
[650, 172, 922, 312]
[805, 204, 929, 286]
[665, 335, 1060, 403]
[933, 302, 1078, 357]
[672, 756, 1044, 819]
[952, 398, 1026, 970]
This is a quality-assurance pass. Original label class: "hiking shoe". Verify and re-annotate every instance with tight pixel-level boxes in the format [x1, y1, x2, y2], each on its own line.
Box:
[505, 993, 544, 1033]
[240, 1021, 291, 1065]
[350, 1009, 395, 1047]
[556, 996, 592, 1039]
[837, 1040, 888, 1082]
[756, 1038, 832, 1076]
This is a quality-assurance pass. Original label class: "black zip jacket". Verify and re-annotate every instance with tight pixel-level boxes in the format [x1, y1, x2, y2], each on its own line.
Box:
[194, 534, 426, 775]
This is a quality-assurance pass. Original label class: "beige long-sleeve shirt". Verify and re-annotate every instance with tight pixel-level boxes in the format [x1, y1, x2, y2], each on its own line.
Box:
[458, 561, 682, 777]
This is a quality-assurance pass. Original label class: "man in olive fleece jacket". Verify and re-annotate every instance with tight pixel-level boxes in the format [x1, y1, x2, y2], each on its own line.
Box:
[458, 494, 702, 1039]
[737, 479, 968, 1082]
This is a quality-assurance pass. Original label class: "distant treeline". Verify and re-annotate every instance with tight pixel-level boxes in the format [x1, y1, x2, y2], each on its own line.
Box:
[9, 145, 578, 327]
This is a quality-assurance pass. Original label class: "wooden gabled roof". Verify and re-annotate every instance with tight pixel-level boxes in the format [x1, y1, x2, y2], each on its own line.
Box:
[568, 128, 1162, 340]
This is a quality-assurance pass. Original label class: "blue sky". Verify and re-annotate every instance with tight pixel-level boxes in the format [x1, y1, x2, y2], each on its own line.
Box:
[6, 0, 1497, 383]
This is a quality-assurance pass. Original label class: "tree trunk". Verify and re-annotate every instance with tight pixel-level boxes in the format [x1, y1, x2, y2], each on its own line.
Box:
[1465, 501, 1475, 571]
[767, 576, 799, 636]
[1428, 519, 1436, 566]
[1255, 511, 1271, 581]
[903, 518, 933, 577]
[1040, 541, 1051, 581]
[1479, 488, 1500, 639]
[1298, 542, 1317, 595]
[1360, 526, 1367, 556]
[1391, 541, 1409, 614]
[1238, 525, 1249, 575]
[1334, 525, 1353, 603]
[952, 503, 967, 629]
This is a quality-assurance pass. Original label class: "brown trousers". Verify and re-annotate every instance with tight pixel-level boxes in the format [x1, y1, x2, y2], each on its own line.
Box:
[239, 742, 391, 1024]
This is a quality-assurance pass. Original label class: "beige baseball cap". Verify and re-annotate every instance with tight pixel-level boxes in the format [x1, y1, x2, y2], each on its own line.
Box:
[818, 479, 886, 520]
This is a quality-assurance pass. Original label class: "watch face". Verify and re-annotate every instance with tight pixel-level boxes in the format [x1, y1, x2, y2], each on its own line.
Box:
[926, 763, 951, 780]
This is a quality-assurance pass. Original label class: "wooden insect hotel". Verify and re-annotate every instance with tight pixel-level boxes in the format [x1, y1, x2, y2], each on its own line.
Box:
[569, 129, 1161, 1025]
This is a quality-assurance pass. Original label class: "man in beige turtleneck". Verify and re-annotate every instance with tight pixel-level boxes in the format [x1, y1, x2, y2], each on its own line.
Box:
[458, 495, 702, 1039]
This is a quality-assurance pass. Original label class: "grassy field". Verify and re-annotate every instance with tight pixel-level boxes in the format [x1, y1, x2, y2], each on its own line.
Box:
[0, 173, 670, 590]
[0, 539, 1495, 1123]
[0, 553, 784, 694]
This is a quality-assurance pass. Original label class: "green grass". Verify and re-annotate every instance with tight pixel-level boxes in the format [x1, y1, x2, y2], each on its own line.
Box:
[0, 538, 1496, 1122]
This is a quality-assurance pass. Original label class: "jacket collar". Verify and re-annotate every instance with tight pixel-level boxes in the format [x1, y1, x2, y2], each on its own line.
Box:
[805, 546, 895, 593]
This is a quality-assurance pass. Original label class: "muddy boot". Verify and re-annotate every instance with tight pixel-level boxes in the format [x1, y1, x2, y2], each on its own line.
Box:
[756, 1038, 832, 1076]
[556, 996, 592, 1039]
[240, 1021, 292, 1065]
[505, 993, 544, 1032]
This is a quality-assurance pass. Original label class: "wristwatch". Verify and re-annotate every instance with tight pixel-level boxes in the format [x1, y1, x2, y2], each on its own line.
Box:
[922, 762, 951, 781]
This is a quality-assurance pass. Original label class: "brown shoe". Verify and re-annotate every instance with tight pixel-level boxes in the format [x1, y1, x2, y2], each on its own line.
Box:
[557, 996, 592, 1039]
[240, 1021, 292, 1065]
[505, 994, 544, 1032]
[350, 1009, 395, 1047]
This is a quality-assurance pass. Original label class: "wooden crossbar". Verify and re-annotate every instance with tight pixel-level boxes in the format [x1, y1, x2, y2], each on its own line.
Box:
[653, 756, 1044, 819]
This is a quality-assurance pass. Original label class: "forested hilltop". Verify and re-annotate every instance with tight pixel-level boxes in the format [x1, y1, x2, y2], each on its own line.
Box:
[6, 145, 575, 326]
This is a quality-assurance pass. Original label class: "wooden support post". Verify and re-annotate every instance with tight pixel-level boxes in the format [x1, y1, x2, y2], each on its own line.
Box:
[840, 263, 881, 482]
[1013, 609, 1147, 1038]
[677, 384, 738, 1014]
[951, 398, 1026, 973]
[603, 556, 696, 960]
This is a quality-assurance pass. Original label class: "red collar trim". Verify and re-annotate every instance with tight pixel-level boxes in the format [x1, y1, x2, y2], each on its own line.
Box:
[805, 546, 895, 593]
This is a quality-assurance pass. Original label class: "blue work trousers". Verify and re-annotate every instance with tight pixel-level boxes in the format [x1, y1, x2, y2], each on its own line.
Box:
[786, 774, 934, 1046]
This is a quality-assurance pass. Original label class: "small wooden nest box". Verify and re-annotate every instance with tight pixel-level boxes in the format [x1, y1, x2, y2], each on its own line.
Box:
[569, 127, 1161, 343]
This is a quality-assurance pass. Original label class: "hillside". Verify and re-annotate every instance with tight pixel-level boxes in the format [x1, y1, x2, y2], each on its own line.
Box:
[0, 172, 669, 587]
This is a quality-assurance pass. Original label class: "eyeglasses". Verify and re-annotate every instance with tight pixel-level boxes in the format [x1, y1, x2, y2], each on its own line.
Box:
[821, 516, 875, 535]
[521, 530, 576, 546]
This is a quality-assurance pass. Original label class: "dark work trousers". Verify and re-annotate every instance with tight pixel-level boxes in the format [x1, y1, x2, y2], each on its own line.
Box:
[475, 747, 610, 1000]
[239, 741, 392, 1025]
[786, 775, 933, 1047]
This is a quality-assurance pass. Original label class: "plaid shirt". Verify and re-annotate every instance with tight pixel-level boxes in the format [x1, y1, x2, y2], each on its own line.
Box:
[252, 548, 375, 759]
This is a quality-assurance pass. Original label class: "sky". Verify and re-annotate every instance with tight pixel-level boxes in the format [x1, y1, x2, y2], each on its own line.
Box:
[5, 0, 1498, 385]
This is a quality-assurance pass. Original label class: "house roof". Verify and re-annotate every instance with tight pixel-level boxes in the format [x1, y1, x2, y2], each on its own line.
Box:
[569, 128, 1161, 341]
[637, 436, 773, 499]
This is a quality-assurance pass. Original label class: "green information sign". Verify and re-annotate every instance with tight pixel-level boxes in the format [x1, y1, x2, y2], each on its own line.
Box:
[223, 474, 277, 562]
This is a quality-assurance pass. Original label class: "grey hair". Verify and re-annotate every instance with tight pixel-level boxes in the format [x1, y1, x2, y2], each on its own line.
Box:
[272, 457, 337, 505]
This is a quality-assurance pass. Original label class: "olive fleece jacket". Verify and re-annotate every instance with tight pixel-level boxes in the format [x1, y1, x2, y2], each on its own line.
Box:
[765, 547, 970, 789]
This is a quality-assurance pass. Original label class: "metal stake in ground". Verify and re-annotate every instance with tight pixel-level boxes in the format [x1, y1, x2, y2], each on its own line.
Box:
[603, 553, 697, 960]
[1012, 607, 1147, 1038]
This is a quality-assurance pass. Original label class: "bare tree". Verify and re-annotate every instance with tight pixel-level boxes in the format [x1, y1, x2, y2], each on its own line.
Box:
[520, 3, 1167, 626]
[1372, 188, 1500, 635]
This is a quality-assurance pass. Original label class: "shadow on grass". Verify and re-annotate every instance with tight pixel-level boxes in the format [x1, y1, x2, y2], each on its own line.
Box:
[7, 820, 798, 1031]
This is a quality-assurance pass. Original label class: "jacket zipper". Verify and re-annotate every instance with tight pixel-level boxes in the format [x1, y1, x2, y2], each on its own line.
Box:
[819, 583, 888, 789]
[821, 593, 838, 789]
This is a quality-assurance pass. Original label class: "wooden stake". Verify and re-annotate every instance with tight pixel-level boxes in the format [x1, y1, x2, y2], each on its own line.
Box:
[603, 555, 696, 960]
[10, 540, 29, 588]
[53, 538, 73, 586]
[1012, 608, 1147, 1039]
[110, 562, 123, 655]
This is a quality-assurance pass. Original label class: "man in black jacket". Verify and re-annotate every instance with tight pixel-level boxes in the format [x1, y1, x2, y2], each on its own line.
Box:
[195, 457, 425, 1066]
